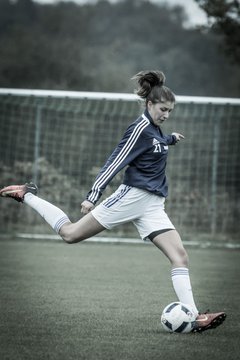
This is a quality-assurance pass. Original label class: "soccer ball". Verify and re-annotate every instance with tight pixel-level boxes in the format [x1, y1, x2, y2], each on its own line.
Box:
[161, 302, 196, 333]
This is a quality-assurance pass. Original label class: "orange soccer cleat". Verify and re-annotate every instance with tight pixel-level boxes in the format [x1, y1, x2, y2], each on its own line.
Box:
[192, 311, 226, 333]
[0, 183, 38, 203]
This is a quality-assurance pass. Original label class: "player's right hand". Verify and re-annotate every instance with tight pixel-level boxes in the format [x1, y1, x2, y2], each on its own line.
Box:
[81, 200, 95, 214]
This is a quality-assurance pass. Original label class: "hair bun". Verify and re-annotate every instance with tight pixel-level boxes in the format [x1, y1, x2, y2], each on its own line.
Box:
[133, 70, 166, 88]
[132, 70, 166, 99]
[140, 71, 166, 87]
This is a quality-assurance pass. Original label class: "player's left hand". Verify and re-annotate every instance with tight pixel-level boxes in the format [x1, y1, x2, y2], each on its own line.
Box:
[172, 132, 185, 143]
[81, 200, 95, 214]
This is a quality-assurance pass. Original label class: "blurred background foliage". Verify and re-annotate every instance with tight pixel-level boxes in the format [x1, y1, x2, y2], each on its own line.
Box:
[195, 0, 240, 63]
[0, 0, 239, 97]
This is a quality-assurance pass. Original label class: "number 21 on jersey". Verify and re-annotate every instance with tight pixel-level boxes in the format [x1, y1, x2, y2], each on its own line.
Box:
[153, 143, 161, 153]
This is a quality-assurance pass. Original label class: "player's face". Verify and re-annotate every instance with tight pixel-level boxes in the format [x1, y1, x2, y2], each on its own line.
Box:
[148, 101, 174, 127]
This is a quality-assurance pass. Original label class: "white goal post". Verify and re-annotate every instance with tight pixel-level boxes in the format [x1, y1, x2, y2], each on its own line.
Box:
[0, 88, 239, 244]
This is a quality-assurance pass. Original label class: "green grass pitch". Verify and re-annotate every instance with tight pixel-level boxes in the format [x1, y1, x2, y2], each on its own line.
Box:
[0, 239, 239, 360]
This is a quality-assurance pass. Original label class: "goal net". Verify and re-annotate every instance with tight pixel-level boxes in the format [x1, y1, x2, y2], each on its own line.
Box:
[0, 89, 239, 245]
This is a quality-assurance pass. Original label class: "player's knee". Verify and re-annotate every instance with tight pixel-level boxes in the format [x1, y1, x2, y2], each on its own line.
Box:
[62, 234, 77, 244]
[59, 224, 84, 244]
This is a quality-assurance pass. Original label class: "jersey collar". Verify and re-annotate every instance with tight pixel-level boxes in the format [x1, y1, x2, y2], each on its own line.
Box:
[143, 108, 156, 127]
[142, 108, 163, 135]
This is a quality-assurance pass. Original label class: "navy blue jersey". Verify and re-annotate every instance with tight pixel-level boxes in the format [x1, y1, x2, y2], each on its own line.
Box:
[86, 109, 177, 205]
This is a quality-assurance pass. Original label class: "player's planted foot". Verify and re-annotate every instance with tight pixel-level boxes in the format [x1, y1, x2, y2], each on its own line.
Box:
[0, 183, 38, 202]
[192, 311, 226, 333]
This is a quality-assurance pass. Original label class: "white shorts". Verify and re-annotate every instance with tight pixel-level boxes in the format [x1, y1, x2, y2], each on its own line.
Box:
[91, 184, 175, 240]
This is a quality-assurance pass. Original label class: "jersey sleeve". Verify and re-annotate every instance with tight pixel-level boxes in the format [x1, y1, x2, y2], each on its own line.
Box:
[165, 134, 177, 145]
[86, 117, 149, 205]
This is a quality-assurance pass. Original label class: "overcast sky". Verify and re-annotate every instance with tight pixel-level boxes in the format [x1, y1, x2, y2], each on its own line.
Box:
[33, 0, 208, 26]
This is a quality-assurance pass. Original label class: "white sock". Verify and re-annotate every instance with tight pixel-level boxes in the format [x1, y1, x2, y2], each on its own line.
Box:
[24, 193, 70, 233]
[171, 267, 199, 316]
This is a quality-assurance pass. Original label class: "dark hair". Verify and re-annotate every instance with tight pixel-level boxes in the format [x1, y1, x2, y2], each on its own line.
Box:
[132, 70, 175, 105]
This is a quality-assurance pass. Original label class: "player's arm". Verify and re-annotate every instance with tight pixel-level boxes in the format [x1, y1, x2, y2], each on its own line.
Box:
[166, 132, 185, 145]
[172, 132, 185, 142]
[83, 119, 149, 211]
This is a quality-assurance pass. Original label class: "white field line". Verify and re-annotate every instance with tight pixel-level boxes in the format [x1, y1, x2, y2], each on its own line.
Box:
[15, 233, 240, 249]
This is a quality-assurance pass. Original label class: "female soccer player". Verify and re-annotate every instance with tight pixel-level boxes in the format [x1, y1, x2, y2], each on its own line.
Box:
[0, 70, 226, 332]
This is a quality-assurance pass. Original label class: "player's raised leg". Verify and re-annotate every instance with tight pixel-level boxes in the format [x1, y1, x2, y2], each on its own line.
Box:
[0, 183, 105, 243]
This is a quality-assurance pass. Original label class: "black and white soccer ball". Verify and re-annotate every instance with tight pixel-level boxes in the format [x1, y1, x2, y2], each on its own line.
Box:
[161, 302, 196, 333]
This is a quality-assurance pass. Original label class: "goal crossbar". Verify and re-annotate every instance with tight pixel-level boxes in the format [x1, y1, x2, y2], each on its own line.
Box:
[0, 88, 240, 105]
